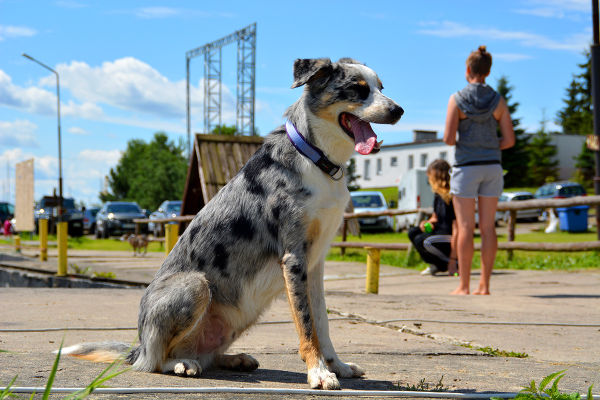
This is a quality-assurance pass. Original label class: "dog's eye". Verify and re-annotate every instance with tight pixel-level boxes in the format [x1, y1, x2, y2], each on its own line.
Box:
[350, 84, 370, 100]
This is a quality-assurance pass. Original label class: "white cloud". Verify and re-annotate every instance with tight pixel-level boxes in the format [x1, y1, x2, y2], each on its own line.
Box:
[135, 7, 179, 18]
[514, 0, 589, 18]
[417, 21, 589, 52]
[0, 120, 39, 147]
[0, 25, 37, 41]
[54, 58, 208, 119]
[0, 70, 56, 115]
[77, 149, 121, 166]
[68, 126, 88, 135]
[494, 53, 534, 62]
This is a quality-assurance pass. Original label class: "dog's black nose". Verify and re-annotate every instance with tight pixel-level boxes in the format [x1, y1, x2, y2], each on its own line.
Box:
[390, 104, 404, 122]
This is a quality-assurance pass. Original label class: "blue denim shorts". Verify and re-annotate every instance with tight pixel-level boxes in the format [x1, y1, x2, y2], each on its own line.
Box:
[450, 164, 503, 199]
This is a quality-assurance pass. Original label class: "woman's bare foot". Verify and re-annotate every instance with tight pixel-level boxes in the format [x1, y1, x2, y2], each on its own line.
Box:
[472, 289, 490, 295]
[450, 287, 469, 295]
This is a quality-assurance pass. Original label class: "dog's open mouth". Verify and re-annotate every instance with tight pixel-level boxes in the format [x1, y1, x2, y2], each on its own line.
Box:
[339, 113, 383, 155]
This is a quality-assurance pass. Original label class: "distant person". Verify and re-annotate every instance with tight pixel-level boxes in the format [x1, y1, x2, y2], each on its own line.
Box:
[408, 159, 458, 276]
[443, 45, 515, 295]
[3, 217, 13, 236]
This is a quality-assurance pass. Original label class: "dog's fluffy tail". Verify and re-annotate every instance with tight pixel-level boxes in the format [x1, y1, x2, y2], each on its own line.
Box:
[58, 342, 137, 364]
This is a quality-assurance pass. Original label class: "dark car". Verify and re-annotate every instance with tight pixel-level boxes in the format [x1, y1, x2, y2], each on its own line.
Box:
[34, 196, 84, 236]
[95, 201, 146, 238]
[148, 200, 182, 237]
[83, 207, 100, 234]
[0, 202, 15, 223]
[534, 181, 587, 199]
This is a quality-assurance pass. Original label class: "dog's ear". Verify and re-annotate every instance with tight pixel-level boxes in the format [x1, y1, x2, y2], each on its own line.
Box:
[291, 58, 333, 89]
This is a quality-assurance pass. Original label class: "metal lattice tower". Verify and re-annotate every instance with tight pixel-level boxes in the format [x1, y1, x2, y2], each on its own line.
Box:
[186, 23, 257, 156]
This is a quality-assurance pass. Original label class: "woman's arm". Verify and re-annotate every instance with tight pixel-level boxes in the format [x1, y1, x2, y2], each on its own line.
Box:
[443, 95, 459, 146]
[494, 97, 515, 150]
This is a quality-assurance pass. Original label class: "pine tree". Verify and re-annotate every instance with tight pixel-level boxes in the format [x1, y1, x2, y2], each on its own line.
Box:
[556, 50, 592, 135]
[556, 50, 594, 187]
[496, 76, 530, 187]
[527, 118, 558, 186]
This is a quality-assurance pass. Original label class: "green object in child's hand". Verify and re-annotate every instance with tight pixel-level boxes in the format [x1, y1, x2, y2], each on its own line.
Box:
[424, 222, 433, 233]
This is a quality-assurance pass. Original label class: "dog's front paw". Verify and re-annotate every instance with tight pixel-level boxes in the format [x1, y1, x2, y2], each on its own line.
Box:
[308, 364, 340, 390]
[329, 361, 365, 378]
[172, 359, 201, 377]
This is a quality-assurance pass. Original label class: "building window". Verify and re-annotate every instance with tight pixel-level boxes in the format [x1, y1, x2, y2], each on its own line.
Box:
[408, 155, 414, 170]
[390, 156, 398, 167]
[364, 159, 371, 180]
[376, 158, 382, 175]
[420, 153, 428, 167]
[439, 151, 447, 160]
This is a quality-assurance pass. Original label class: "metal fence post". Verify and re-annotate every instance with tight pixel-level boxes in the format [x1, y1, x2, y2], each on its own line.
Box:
[57, 221, 68, 276]
[39, 219, 48, 261]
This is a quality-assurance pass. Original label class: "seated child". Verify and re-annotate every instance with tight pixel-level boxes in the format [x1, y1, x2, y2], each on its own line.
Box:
[408, 159, 458, 276]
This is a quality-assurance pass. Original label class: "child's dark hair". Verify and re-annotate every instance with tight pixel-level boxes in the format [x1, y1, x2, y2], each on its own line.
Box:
[466, 45, 492, 77]
[426, 159, 452, 204]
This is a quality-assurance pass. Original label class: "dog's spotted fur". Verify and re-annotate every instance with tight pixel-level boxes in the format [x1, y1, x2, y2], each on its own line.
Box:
[61, 58, 403, 389]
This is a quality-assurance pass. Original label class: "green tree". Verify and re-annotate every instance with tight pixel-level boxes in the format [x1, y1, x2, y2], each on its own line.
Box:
[100, 132, 188, 211]
[556, 50, 592, 135]
[345, 158, 361, 192]
[556, 50, 594, 187]
[527, 118, 558, 186]
[497, 76, 530, 187]
[211, 124, 238, 136]
[573, 140, 595, 185]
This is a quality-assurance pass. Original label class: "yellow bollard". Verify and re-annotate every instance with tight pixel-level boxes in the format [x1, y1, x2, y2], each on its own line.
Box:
[14, 235, 21, 253]
[165, 223, 179, 256]
[39, 219, 48, 261]
[57, 221, 68, 276]
[365, 247, 381, 294]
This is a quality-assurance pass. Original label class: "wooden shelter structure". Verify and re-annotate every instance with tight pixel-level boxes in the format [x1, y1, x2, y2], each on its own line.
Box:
[181, 133, 264, 216]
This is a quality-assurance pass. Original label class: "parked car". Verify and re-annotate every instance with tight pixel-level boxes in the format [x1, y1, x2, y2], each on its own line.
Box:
[83, 207, 100, 234]
[534, 181, 587, 199]
[34, 196, 84, 236]
[497, 192, 542, 222]
[148, 200, 182, 237]
[0, 202, 15, 223]
[350, 191, 393, 231]
[95, 201, 147, 238]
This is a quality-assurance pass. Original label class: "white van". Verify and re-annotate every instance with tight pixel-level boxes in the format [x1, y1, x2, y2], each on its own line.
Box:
[395, 168, 433, 231]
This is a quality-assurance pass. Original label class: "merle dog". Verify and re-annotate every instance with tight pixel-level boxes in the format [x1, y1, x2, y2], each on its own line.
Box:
[62, 58, 403, 389]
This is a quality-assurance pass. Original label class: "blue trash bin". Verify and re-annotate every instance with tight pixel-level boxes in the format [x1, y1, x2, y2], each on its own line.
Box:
[556, 206, 589, 232]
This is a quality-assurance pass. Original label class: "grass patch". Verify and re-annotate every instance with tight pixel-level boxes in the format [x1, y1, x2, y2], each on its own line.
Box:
[461, 344, 528, 358]
[1, 235, 164, 253]
[492, 370, 595, 400]
[328, 230, 600, 271]
[396, 376, 448, 392]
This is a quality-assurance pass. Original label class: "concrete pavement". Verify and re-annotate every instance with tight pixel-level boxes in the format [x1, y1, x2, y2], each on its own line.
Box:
[0, 248, 599, 399]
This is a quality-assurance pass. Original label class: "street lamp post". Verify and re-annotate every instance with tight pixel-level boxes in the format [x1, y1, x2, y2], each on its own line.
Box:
[22, 53, 63, 221]
[23, 53, 67, 275]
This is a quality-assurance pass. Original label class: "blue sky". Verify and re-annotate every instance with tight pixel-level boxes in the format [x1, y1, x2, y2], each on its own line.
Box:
[0, 0, 594, 207]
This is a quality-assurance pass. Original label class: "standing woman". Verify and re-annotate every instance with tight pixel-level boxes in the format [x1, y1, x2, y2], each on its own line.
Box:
[443, 46, 515, 295]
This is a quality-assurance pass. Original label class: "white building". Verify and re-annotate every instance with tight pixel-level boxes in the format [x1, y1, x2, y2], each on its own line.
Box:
[350, 130, 585, 189]
[351, 130, 454, 188]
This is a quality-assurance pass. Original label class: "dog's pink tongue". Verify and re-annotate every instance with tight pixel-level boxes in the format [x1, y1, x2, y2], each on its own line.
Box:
[348, 114, 378, 155]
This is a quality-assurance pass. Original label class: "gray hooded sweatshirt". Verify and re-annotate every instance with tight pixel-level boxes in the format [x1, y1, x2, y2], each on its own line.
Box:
[453, 83, 501, 166]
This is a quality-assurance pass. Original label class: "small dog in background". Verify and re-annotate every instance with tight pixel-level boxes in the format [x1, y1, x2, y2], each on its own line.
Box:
[121, 233, 149, 257]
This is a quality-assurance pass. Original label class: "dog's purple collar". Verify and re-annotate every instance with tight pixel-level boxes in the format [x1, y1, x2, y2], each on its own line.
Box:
[285, 120, 343, 181]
